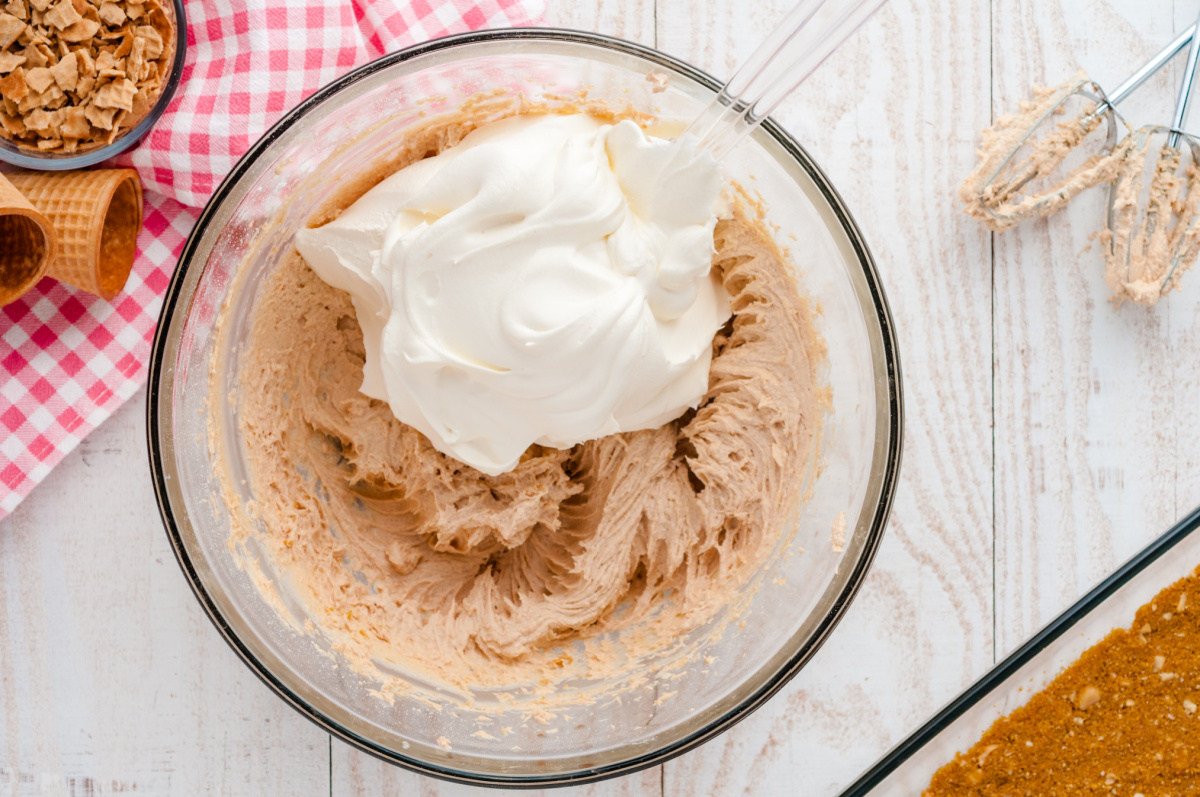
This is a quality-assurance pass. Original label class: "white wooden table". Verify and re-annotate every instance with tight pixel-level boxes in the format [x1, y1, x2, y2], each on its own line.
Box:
[4, 0, 1199, 794]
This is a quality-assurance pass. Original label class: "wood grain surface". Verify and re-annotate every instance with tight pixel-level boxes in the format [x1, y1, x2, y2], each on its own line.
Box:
[991, 0, 1195, 659]
[3, 1, 1199, 795]
[655, 0, 994, 793]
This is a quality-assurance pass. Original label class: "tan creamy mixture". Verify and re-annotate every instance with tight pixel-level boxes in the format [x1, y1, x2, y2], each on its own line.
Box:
[220, 110, 827, 694]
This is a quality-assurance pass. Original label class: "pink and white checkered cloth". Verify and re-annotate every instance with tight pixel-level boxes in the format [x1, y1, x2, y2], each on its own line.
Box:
[0, 0, 544, 520]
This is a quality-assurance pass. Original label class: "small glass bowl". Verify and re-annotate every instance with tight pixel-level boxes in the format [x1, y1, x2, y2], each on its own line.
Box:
[0, 0, 186, 170]
[839, 504, 1200, 796]
[148, 29, 903, 787]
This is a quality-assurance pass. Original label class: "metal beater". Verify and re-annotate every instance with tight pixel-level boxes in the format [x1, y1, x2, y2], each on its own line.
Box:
[1104, 10, 1200, 306]
[961, 25, 1196, 231]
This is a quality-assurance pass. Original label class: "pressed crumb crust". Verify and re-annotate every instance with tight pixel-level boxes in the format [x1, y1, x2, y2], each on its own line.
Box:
[925, 569, 1200, 797]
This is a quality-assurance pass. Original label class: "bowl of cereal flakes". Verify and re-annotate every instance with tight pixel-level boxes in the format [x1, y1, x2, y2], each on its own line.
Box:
[0, 0, 184, 169]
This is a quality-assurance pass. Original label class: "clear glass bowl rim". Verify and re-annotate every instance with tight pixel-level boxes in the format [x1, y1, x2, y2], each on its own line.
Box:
[146, 27, 905, 789]
[0, 0, 188, 170]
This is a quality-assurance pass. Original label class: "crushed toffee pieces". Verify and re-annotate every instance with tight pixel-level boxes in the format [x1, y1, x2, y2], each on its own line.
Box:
[0, 0, 173, 153]
[925, 567, 1200, 797]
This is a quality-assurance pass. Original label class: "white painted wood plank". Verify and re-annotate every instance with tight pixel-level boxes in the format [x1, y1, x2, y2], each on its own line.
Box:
[1176, 7, 1200, 524]
[0, 392, 331, 795]
[1170, 291, 1200, 520]
[1172, 7, 1200, 522]
[991, 0, 1189, 660]
[657, 0, 995, 794]
[330, 759, 661, 797]
[541, 0, 656, 46]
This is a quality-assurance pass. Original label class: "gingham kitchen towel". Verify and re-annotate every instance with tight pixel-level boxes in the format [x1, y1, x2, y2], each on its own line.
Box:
[0, 0, 545, 520]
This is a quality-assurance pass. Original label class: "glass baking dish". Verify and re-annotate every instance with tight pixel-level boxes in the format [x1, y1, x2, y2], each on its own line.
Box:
[839, 502, 1200, 796]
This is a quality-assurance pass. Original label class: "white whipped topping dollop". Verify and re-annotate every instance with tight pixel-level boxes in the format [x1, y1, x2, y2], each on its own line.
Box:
[294, 113, 730, 475]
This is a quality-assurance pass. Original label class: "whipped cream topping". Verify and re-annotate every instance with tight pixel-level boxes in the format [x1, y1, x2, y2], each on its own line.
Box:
[294, 113, 730, 475]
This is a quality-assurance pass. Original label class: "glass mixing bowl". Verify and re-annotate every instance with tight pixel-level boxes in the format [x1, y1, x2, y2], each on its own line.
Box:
[147, 29, 903, 787]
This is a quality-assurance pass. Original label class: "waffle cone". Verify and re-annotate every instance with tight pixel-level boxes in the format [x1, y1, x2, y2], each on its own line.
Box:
[0, 173, 58, 306]
[7, 170, 143, 301]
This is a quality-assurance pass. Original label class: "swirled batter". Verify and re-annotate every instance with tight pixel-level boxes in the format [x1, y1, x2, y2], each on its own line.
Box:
[227, 113, 827, 692]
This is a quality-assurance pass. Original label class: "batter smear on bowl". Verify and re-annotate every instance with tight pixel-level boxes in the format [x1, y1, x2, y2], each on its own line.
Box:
[223, 109, 828, 694]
